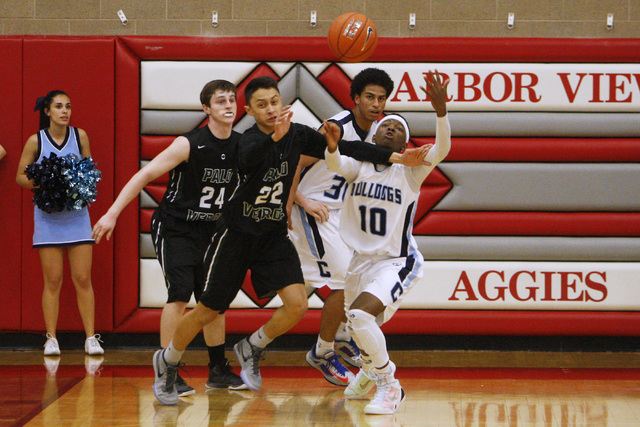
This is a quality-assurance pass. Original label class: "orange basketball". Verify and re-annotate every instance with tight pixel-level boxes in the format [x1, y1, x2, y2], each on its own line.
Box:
[327, 13, 378, 63]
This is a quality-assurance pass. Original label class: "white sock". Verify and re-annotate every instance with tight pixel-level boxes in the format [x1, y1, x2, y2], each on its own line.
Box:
[372, 361, 396, 382]
[335, 322, 350, 341]
[315, 337, 334, 357]
[249, 326, 273, 348]
[163, 342, 183, 366]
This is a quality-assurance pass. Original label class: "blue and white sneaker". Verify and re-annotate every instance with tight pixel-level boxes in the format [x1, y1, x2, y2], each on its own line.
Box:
[335, 338, 362, 368]
[306, 346, 355, 386]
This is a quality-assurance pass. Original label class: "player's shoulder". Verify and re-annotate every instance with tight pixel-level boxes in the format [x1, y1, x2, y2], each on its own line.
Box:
[240, 123, 262, 139]
[182, 125, 208, 140]
[327, 109, 353, 126]
[231, 130, 243, 141]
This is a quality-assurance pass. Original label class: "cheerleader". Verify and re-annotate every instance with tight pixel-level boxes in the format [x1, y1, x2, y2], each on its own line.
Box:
[16, 90, 103, 356]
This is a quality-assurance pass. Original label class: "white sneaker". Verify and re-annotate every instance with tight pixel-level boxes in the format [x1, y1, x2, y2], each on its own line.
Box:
[44, 333, 60, 356]
[85, 334, 104, 355]
[85, 355, 104, 376]
[345, 368, 375, 399]
[364, 363, 405, 415]
[364, 378, 405, 415]
[44, 356, 60, 376]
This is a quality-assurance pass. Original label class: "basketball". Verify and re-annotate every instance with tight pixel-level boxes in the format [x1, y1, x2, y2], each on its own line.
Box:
[327, 13, 378, 63]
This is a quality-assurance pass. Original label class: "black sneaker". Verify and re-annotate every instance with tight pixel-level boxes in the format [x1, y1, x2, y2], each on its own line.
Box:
[175, 373, 195, 397]
[206, 359, 248, 390]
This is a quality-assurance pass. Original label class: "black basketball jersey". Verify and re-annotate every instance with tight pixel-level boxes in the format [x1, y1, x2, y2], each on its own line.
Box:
[222, 122, 392, 236]
[158, 125, 240, 222]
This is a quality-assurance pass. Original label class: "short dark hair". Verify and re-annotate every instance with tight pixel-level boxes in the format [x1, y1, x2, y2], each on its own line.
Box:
[350, 68, 394, 100]
[35, 90, 69, 130]
[245, 76, 279, 106]
[200, 79, 237, 106]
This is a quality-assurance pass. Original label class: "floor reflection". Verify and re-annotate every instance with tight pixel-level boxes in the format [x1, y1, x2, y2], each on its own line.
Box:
[2, 365, 639, 426]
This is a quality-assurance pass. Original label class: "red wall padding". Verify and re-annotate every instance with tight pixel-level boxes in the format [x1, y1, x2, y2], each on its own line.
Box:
[113, 38, 142, 331]
[0, 38, 24, 331]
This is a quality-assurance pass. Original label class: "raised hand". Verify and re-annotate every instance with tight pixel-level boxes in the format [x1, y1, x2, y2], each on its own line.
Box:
[273, 105, 293, 141]
[421, 70, 449, 117]
[400, 144, 433, 167]
[321, 120, 341, 153]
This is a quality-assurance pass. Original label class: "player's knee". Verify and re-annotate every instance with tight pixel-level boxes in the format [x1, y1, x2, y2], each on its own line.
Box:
[289, 298, 308, 321]
[192, 303, 218, 326]
[347, 309, 379, 350]
[347, 309, 376, 333]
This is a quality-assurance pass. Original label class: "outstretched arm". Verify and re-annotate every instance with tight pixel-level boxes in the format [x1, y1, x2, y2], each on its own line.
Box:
[421, 70, 451, 164]
[322, 121, 361, 182]
[92, 137, 190, 243]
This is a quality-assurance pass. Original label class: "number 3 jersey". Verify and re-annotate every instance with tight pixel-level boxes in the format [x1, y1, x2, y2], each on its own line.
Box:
[297, 110, 377, 209]
[326, 115, 451, 257]
[158, 125, 240, 222]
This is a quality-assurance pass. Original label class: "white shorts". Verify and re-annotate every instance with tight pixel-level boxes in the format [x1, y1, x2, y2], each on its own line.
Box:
[344, 252, 424, 325]
[289, 204, 352, 290]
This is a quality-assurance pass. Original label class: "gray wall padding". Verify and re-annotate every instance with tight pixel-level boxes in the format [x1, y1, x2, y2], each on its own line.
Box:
[435, 163, 640, 211]
[395, 112, 640, 137]
[141, 110, 206, 135]
[140, 233, 156, 259]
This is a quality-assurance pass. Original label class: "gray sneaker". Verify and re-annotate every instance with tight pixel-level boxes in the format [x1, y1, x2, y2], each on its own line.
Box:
[175, 373, 195, 397]
[206, 359, 248, 390]
[153, 349, 179, 406]
[233, 338, 265, 391]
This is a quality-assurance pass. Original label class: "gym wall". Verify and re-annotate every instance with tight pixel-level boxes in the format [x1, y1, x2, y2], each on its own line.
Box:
[1, 36, 638, 336]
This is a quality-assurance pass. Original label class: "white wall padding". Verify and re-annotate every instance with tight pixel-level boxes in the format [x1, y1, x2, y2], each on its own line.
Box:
[141, 61, 257, 109]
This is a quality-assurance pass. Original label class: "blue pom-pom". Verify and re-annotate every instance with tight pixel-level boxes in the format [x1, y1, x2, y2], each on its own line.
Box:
[26, 153, 102, 213]
[62, 154, 102, 210]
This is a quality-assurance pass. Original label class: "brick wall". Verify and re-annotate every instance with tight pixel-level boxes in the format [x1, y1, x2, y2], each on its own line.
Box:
[1, 0, 639, 38]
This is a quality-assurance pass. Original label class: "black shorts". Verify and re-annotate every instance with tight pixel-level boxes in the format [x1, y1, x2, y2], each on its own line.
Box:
[150, 210, 217, 304]
[200, 224, 305, 313]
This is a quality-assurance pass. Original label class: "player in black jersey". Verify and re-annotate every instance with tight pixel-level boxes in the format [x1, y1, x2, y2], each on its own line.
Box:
[153, 76, 429, 403]
[92, 80, 246, 397]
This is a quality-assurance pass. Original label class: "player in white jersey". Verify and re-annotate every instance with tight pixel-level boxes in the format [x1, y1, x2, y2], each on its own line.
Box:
[289, 69, 395, 386]
[322, 71, 451, 415]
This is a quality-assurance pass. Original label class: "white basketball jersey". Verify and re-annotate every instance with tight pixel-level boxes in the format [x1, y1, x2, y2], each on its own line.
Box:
[297, 110, 377, 209]
[328, 115, 452, 257]
[340, 163, 423, 257]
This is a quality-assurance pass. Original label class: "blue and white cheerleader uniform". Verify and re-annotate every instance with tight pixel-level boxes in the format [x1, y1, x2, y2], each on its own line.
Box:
[32, 127, 94, 248]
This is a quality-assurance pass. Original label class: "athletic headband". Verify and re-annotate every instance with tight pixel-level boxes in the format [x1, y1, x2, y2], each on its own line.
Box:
[377, 114, 410, 145]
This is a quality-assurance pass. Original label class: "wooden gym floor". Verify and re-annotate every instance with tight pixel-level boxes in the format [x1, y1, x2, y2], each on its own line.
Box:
[1, 347, 639, 426]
